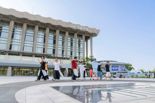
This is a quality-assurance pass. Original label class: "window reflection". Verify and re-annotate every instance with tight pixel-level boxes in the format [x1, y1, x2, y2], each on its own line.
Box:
[0, 21, 9, 50]
[36, 28, 45, 53]
[58, 31, 65, 57]
[67, 33, 74, 58]
[11, 23, 22, 51]
[47, 30, 56, 55]
[77, 35, 84, 60]
[23, 26, 34, 52]
[67, 34, 84, 59]
[53, 85, 107, 103]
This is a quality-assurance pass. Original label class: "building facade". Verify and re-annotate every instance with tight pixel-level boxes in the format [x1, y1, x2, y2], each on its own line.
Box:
[0, 7, 99, 76]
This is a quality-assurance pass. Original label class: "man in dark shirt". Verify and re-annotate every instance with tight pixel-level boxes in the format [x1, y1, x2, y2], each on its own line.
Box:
[105, 61, 111, 80]
[37, 56, 47, 81]
[105, 63, 110, 72]
[97, 64, 103, 80]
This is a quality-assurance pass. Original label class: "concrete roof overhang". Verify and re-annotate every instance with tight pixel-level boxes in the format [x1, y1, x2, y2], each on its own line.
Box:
[0, 6, 99, 36]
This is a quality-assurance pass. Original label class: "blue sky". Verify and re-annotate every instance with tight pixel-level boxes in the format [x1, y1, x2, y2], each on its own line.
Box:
[0, 0, 154, 70]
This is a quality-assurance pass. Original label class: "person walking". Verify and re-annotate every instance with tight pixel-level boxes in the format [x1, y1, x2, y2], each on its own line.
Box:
[105, 61, 111, 80]
[97, 64, 103, 80]
[89, 66, 93, 80]
[91, 59, 100, 80]
[36, 56, 47, 81]
[71, 57, 78, 80]
[83, 65, 86, 79]
[53, 59, 61, 80]
[45, 62, 49, 80]
[78, 61, 85, 79]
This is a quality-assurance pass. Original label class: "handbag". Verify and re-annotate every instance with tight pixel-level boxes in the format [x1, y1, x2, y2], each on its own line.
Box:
[42, 70, 47, 76]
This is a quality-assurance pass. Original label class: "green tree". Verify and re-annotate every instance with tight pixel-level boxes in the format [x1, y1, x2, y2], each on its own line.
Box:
[140, 68, 145, 73]
[150, 68, 155, 72]
[125, 64, 135, 71]
[83, 57, 92, 69]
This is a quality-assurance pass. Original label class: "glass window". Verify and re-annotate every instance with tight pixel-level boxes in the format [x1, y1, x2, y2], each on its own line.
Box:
[35, 28, 45, 53]
[24, 46, 33, 52]
[47, 30, 55, 55]
[37, 37, 44, 43]
[23, 26, 34, 52]
[67, 36, 71, 58]
[13, 34, 21, 40]
[58, 32, 65, 57]
[0, 43, 7, 49]
[10, 23, 22, 51]
[0, 21, 9, 50]
[1, 27, 9, 38]
[25, 36, 33, 41]
[67, 34, 75, 58]
[12, 44, 20, 51]
[36, 47, 43, 53]
[47, 48, 53, 54]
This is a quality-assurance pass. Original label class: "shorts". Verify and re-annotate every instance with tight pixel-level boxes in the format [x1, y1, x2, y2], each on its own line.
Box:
[106, 72, 111, 77]
[97, 71, 103, 78]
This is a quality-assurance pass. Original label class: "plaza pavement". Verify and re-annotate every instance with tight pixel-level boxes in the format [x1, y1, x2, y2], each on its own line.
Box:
[1, 76, 155, 85]
[1, 76, 155, 103]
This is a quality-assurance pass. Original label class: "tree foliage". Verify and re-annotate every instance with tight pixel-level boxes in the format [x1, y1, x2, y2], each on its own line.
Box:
[149, 68, 155, 73]
[140, 68, 145, 73]
[83, 57, 92, 69]
[125, 64, 135, 71]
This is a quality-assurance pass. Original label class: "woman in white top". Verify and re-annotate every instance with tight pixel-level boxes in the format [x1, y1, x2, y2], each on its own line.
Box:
[53, 59, 61, 80]
[78, 61, 86, 79]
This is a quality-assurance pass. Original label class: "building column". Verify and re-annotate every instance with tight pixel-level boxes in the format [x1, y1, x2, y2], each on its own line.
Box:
[86, 39, 88, 57]
[45, 27, 49, 54]
[74, 33, 77, 57]
[82, 35, 85, 59]
[64, 31, 68, 58]
[90, 36, 93, 58]
[33, 25, 38, 54]
[55, 29, 59, 57]
[7, 67, 12, 76]
[20, 23, 27, 52]
[7, 20, 14, 51]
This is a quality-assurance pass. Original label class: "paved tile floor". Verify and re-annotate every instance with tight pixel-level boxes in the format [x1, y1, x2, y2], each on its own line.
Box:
[0, 76, 155, 103]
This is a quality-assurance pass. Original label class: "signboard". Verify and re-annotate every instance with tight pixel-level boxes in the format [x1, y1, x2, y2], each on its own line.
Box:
[111, 65, 119, 72]
[111, 65, 126, 72]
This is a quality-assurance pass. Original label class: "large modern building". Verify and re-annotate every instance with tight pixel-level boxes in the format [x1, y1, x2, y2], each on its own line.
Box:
[100, 60, 129, 78]
[0, 7, 99, 76]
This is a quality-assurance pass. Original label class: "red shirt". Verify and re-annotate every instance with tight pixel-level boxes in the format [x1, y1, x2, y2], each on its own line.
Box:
[89, 69, 93, 76]
[71, 59, 78, 69]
